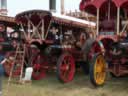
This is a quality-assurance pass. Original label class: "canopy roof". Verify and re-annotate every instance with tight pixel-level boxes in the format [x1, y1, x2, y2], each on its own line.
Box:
[52, 13, 95, 28]
[15, 10, 52, 26]
[0, 15, 16, 27]
[112, 0, 128, 7]
[80, 0, 128, 15]
[15, 10, 95, 28]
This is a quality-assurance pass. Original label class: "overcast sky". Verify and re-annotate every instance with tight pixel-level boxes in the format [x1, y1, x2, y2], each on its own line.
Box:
[8, 0, 81, 17]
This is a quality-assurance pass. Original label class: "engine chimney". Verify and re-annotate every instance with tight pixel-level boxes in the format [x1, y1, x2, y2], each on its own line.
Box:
[61, 0, 64, 14]
[0, 0, 7, 15]
[49, 0, 56, 12]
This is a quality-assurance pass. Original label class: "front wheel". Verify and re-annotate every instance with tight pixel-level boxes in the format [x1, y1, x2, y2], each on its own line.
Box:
[57, 53, 75, 83]
[90, 54, 106, 86]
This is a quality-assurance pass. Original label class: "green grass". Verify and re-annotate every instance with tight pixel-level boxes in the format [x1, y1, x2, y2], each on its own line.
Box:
[2, 72, 128, 96]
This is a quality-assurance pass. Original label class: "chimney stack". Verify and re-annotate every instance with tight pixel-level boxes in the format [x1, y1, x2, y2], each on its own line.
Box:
[49, 0, 56, 12]
[61, 0, 64, 14]
[0, 0, 7, 15]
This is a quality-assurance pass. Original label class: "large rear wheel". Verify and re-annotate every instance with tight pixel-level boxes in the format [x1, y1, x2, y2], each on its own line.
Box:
[90, 54, 106, 86]
[57, 53, 75, 83]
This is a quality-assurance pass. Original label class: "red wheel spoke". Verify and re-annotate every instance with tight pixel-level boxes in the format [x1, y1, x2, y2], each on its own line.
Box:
[58, 54, 75, 83]
[32, 53, 47, 80]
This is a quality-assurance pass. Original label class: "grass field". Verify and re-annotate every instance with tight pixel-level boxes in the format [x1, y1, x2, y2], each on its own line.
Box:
[2, 72, 128, 96]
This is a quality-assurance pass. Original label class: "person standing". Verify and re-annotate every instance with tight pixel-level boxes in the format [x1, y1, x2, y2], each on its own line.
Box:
[0, 45, 5, 96]
[81, 32, 95, 74]
[82, 32, 95, 61]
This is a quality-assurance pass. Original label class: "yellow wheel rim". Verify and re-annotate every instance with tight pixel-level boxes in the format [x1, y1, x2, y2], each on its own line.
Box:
[94, 55, 106, 85]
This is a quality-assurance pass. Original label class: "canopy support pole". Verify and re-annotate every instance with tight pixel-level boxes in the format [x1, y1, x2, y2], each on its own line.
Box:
[96, 8, 99, 36]
[117, 7, 120, 35]
[41, 19, 44, 40]
[108, 0, 111, 20]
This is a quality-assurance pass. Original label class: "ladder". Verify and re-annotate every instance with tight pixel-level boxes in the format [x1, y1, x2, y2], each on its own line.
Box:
[7, 44, 26, 85]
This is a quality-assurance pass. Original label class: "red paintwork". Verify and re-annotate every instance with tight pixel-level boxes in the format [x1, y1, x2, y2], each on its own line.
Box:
[88, 41, 101, 60]
[80, 0, 128, 10]
[79, 0, 128, 78]
[59, 54, 75, 83]
[14, 10, 92, 82]
[96, 35, 118, 42]
[32, 53, 47, 80]
[3, 51, 22, 77]
[80, 0, 128, 16]
[112, 0, 128, 7]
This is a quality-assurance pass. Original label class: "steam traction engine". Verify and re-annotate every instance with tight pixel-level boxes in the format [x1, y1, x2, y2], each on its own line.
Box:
[4, 10, 95, 83]
[80, 0, 128, 86]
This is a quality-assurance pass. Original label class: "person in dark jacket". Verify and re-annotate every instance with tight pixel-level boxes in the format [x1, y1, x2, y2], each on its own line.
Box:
[0, 45, 5, 96]
[82, 32, 95, 61]
[81, 32, 95, 74]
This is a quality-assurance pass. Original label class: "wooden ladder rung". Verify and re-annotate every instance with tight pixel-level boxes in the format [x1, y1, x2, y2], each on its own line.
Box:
[7, 44, 26, 85]
[16, 52, 25, 54]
